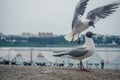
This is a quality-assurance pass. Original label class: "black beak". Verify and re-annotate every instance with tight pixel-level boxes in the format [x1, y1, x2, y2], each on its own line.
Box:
[92, 24, 95, 28]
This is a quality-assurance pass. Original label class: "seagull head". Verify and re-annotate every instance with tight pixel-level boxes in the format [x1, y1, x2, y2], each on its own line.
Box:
[89, 21, 95, 28]
[86, 31, 96, 38]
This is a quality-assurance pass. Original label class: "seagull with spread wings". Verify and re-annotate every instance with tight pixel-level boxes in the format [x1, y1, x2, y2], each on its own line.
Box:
[65, 0, 120, 44]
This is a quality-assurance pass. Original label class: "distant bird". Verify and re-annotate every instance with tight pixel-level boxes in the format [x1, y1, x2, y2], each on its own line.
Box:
[65, 0, 120, 43]
[54, 31, 96, 70]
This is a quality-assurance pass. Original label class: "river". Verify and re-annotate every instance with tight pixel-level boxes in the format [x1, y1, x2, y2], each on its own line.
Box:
[0, 47, 120, 69]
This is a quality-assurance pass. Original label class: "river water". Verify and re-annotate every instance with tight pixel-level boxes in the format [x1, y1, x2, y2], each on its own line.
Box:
[0, 47, 120, 69]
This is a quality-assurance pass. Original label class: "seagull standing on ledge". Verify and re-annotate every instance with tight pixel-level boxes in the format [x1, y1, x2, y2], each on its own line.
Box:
[65, 0, 120, 44]
[54, 31, 96, 70]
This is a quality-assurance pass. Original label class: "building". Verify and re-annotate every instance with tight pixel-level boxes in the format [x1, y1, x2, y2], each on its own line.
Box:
[21, 32, 38, 38]
[38, 32, 54, 37]
[21, 32, 55, 38]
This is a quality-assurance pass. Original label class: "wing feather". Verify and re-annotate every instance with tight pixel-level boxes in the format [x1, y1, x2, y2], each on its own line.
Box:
[72, 0, 89, 29]
[67, 47, 89, 57]
[75, 0, 89, 16]
[86, 1, 120, 22]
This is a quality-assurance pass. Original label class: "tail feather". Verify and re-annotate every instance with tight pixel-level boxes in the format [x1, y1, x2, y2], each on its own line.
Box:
[53, 54, 65, 57]
[64, 32, 80, 42]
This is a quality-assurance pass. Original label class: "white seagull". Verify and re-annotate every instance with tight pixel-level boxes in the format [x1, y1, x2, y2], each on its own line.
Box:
[65, 0, 120, 43]
[54, 31, 96, 70]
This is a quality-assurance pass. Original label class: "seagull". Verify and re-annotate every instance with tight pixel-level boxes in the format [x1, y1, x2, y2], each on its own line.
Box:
[65, 0, 120, 44]
[54, 31, 96, 70]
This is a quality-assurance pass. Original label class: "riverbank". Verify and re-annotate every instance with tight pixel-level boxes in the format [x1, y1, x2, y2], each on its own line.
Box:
[0, 65, 120, 80]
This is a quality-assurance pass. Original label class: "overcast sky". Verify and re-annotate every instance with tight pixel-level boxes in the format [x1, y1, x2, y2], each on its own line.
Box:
[0, 0, 120, 35]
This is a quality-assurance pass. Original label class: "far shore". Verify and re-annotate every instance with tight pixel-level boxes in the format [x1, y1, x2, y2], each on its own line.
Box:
[0, 46, 120, 48]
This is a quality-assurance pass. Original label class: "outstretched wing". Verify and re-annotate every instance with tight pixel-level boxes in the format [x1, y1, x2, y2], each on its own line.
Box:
[75, 0, 89, 16]
[86, 1, 120, 22]
[72, 0, 89, 29]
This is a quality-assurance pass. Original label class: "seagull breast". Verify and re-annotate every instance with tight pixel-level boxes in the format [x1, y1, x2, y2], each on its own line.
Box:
[72, 20, 90, 34]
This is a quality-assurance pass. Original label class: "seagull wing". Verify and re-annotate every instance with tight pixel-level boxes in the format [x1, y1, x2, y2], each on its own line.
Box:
[75, 0, 89, 16]
[53, 47, 89, 57]
[72, 0, 89, 30]
[67, 47, 89, 57]
[86, 1, 120, 23]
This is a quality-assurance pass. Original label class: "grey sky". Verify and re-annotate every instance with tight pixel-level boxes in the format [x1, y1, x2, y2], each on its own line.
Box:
[0, 0, 120, 35]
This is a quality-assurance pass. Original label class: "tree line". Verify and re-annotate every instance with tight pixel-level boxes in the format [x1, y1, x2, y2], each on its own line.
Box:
[0, 35, 120, 47]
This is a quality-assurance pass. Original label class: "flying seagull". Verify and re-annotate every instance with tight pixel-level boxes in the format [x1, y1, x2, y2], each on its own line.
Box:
[54, 31, 96, 70]
[65, 0, 120, 43]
